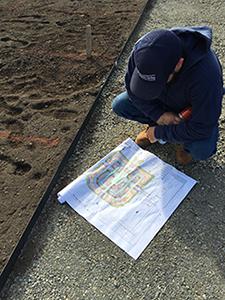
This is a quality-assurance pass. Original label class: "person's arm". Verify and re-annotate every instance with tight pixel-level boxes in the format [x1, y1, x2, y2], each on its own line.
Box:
[154, 76, 223, 143]
[125, 52, 135, 90]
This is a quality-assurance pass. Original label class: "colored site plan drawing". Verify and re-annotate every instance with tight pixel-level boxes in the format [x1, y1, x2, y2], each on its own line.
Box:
[58, 138, 197, 259]
[86, 151, 154, 207]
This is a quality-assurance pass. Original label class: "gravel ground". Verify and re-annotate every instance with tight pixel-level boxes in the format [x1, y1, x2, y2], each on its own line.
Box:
[1, 0, 225, 299]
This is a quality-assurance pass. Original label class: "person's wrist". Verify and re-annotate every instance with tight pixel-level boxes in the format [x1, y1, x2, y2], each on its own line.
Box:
[156, 112, 166, 125]
[156, 115, 164, 125]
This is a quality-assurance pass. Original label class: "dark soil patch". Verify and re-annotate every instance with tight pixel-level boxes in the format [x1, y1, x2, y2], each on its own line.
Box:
[0, 0, 147, 272]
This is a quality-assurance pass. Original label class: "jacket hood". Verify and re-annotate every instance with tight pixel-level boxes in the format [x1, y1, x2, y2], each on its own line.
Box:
[171, 26, 213, 70]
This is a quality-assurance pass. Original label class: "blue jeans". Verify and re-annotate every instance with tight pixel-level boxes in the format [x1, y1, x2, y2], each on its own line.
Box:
[112, 91, 219, 160]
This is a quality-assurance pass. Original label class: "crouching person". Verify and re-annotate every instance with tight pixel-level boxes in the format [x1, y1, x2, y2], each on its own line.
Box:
[112, 27, 224, 164]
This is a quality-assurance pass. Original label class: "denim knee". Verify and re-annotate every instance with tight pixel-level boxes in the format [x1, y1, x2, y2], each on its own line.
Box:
[112, 91, 158, 124]
[112, 96, 123, 117]
[111, 92, 129, 117]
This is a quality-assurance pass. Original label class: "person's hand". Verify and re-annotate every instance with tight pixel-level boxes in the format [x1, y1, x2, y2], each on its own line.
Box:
[146, 127, 157, 143]
[157, 112, 181, 125]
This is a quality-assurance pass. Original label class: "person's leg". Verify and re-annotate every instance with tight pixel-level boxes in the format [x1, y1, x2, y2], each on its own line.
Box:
[112, 91, 156, 125]
[112, 91, 157, 148]
[184, 127, 219, 160]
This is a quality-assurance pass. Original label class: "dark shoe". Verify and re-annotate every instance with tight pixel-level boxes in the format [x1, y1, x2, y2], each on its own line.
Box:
[135, 126, 151, 149]
[176, 145, 193, 165]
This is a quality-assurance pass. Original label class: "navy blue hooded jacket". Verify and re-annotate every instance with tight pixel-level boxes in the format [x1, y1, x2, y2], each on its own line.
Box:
[125, 26, 224, 143]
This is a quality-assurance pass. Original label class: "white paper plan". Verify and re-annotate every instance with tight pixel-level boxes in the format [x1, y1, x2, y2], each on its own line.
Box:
[58, 138, 197, 259]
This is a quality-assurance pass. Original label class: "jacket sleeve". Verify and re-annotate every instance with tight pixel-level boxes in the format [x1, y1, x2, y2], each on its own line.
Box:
[125, 52, 135, 90]
[154, 76, 223, 143]
[125, 52, 165, 122]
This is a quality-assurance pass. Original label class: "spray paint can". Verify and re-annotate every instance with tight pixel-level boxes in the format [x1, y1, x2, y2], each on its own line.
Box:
[178, 106, 192, 120]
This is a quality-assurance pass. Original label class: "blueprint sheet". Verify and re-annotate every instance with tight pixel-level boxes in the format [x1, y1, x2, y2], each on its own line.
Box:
[58, 138, 197, 259]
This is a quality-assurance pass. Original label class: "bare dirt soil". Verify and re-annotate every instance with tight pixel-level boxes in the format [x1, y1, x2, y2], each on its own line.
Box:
[0, 0, 147, 272]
